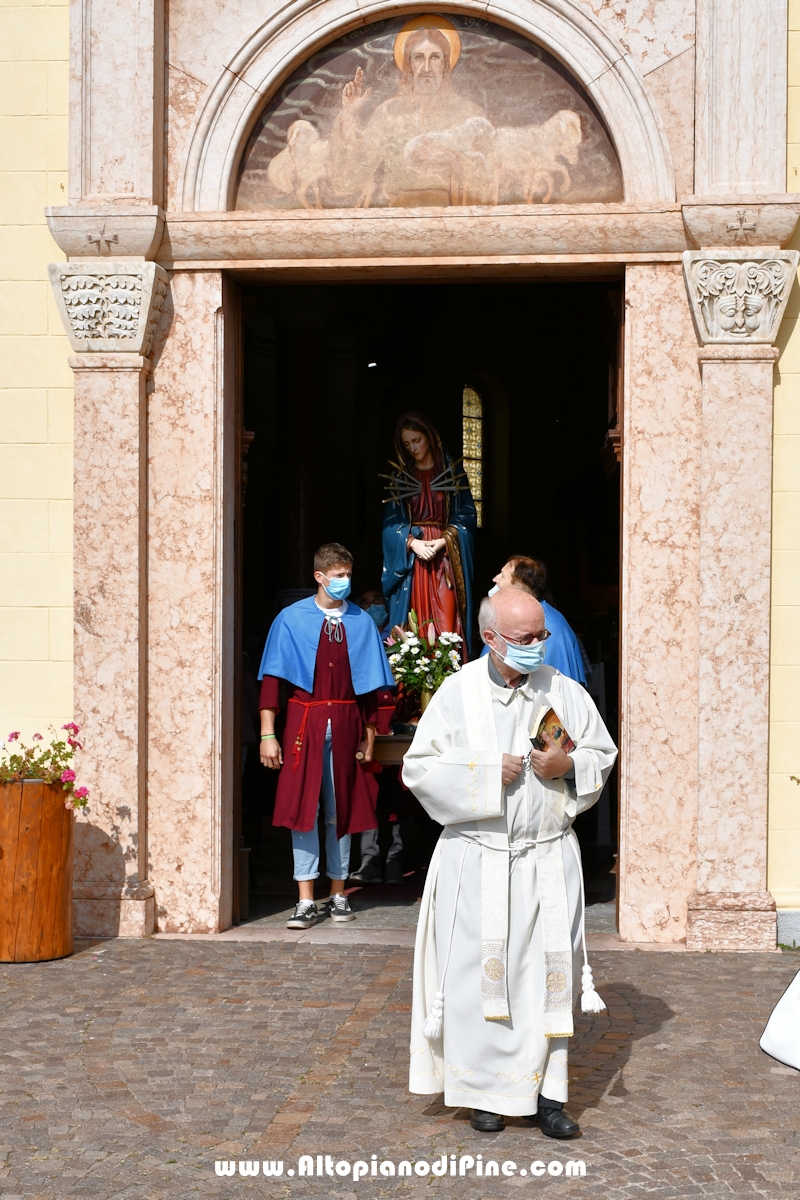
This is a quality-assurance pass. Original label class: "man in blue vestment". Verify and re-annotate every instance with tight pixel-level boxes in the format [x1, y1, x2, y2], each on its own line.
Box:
[481, 555, 586, 686]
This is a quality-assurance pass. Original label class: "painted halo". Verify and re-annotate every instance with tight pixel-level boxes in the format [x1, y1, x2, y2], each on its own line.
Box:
[393, 14, 462, 71]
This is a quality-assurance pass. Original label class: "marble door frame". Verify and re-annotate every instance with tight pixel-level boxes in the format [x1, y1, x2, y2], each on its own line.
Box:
[44, 0, 799, 941]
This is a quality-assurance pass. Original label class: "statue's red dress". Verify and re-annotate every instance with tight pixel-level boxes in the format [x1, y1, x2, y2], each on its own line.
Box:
[408, 466, 463, 645]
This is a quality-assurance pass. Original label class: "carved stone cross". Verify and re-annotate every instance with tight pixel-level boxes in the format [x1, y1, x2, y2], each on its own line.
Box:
[725, 210, 757, 243]
[86, 221, 118, 252]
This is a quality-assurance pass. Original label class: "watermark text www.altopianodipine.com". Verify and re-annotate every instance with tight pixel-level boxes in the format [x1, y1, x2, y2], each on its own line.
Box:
[214, 1153, 587, 1180]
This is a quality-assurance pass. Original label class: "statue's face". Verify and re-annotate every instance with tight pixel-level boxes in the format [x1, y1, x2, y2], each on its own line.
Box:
[401, 428, 432, 464]
[409, 37, 446, 94]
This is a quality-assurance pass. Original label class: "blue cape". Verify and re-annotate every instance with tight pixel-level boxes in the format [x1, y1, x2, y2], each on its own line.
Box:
[479, 600, 586, 685]
[258, 596, 395, 695]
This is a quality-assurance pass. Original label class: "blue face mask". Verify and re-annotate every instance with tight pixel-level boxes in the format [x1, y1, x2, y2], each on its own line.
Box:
[494, 632, 547, 674]
[321, 574, 351, 601]
[366, 604, 387, 628]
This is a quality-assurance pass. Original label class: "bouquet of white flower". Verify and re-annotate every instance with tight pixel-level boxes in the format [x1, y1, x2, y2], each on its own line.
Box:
[385, 609, 462, 697]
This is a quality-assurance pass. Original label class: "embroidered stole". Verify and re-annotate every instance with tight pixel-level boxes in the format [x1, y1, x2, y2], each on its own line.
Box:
[460, 657, 575, 1038]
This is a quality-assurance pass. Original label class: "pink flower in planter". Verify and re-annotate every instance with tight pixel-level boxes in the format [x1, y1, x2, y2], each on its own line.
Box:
[67, 738, 83, 750]
[61, 722, 80, 736]
[7, 731, 19, 742]
[32, 733, 43, 741]
[64, 797, 76, 810]
[74, 786, 89, 800]
[60, 769, 76, 784]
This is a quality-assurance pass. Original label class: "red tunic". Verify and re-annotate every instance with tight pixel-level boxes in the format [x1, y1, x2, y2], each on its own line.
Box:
[361, 686, 398, 784]
[259, 619, 378, 838]
[375, 686, 397, 736]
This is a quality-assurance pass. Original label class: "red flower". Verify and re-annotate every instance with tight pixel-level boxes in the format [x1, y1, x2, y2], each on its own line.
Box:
[74, 786, 89, 799]
[67, 738, 83, 750]
[7, 731, 19, 742]
[61, 722, 80, 736]
[32, 733, 43, 741]
[60, 769, 76, 783]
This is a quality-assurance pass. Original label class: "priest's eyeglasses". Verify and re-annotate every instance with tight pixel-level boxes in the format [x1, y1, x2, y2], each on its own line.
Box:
[490, 628, 551, 645]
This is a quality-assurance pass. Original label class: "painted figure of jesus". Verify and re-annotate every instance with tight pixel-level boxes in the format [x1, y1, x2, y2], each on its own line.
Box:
[329, 16, 483, 206]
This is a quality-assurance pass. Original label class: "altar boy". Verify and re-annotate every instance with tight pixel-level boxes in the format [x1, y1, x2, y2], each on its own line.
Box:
[258, 543, 395, 929]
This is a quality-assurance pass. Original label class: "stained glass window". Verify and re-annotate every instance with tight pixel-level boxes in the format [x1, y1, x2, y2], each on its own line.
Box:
[462, 385, 483, 527]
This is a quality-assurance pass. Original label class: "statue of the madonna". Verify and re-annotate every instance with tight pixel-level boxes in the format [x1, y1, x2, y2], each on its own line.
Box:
[381, 412, 476, 656]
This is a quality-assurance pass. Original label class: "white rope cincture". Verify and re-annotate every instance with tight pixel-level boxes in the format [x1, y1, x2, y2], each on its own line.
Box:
[566, 832, 606, 1014]
[423, 842, 469, 1041]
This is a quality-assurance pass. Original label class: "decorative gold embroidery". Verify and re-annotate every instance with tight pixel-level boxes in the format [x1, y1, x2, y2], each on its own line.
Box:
[467, 756, 479, 811]
[497, 1071, 542, 1084]
[443, 522, 468, 633]
[481, 941, 507, 999]
[446, 1063, 475, 1078]
[546, 970, 568, 993]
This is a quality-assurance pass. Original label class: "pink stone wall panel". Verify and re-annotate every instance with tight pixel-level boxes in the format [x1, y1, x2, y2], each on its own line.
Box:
[620, 263, 702, 941]
[146, 271, 231, 932]
[696, 352, 775, 893]
[72, 358, 147, 890]
[578, 0, 695, 75]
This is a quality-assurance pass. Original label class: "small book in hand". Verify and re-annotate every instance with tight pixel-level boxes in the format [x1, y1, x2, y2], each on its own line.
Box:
[530, 706, 576, 753]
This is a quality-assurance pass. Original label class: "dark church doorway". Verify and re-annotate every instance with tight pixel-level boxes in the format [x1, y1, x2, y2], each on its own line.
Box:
[237, 279, 622, 927]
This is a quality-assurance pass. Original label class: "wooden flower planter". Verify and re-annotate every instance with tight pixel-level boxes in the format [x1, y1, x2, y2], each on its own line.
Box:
[0, 781, 73, 962]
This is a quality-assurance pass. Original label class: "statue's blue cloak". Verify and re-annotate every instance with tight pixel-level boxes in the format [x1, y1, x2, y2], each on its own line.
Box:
[381, 455, 476, 654]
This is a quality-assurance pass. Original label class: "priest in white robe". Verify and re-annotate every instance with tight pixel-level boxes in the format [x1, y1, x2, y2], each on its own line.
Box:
[403, 587, 617, 1136]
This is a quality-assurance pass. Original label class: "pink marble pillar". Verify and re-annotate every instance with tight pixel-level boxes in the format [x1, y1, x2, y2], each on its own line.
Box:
[686, 344, 778, 950]
[146, 270, 236, 932]
[70, 353, 155, 937]
[619, 264, 703, 942]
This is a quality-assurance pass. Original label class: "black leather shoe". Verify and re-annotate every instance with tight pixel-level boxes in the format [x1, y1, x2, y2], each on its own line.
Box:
[532, 1107, 580, 1138]
[384, 859, 404, 885]
[349, 865, 382, 885]
[469, 1109, 505, 1132]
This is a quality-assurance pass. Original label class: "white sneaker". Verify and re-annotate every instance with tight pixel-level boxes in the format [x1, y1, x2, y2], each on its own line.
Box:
[326, 894, 356, 922]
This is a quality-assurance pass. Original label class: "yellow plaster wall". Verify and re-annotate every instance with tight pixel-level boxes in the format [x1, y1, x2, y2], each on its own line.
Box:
[770, 0, 800, 915]
[0, 0, 73, 739]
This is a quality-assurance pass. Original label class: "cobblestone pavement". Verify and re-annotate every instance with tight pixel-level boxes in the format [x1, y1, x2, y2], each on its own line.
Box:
[0, 938, 798, 1199]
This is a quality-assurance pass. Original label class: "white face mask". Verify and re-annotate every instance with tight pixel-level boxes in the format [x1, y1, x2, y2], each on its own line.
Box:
[321, 574, 351, 601]
[488, 584, 500, 596]
[492, 632, 547, 674]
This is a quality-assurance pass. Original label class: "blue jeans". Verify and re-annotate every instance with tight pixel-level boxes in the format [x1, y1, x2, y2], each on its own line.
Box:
[291, 722, 351, 881]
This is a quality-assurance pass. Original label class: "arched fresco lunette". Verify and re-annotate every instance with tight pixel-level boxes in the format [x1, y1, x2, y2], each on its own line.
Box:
[178, 0, 676, 211]
[235, 13, 624, 210]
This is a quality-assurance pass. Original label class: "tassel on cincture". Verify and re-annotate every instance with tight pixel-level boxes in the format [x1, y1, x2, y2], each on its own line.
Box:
[580, 964, 606, 1014]
[423, 990, 445, 1040]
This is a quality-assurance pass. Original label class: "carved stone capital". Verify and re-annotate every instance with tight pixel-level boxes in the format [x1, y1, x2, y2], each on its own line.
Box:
[682, 249, 799, 345]
[45, 205, 165, 260]
[48, 262, 168, 355]
[681, 195, 800, 249]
